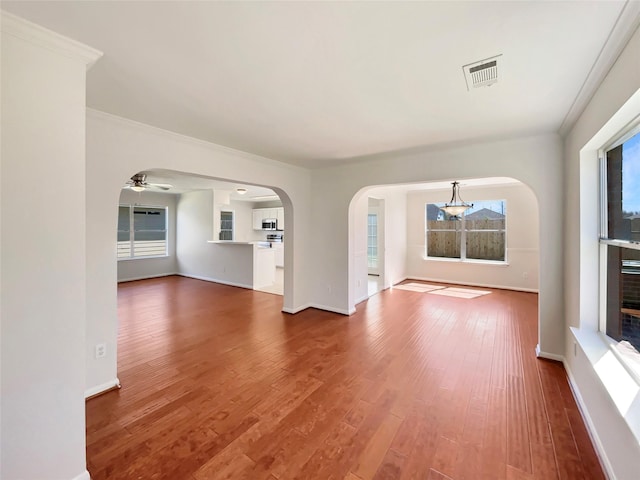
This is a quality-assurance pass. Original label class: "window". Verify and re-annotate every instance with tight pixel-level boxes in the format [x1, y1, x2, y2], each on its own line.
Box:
[219, 211, 234, 241]
[117, 205, 168, 259]
[367, 213, 378, 269]
[601, 128, 640, 367]
[426, 200, 506, 261]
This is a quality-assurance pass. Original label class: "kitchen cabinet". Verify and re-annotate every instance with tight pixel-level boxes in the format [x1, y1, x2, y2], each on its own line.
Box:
[252, 210, 263, 230]
[272, 242, 284, 267]
[275, 207, 284, 230]
[252, 207, 285, 230]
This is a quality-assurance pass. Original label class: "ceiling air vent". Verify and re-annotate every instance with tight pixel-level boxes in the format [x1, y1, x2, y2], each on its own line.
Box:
[463, 55, 502, 90]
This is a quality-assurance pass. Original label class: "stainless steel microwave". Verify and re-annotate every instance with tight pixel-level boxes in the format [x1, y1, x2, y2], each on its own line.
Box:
[261, 218, 277, 230]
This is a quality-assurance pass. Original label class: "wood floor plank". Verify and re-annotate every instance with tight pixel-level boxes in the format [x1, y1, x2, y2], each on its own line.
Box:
[351, 412, 403, 479]
[85, 276, 604, 480]
[372, 448, 406, 480]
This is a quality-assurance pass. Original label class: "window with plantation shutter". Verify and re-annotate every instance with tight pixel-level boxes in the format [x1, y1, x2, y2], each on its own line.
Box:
[117, 205, 168, 259]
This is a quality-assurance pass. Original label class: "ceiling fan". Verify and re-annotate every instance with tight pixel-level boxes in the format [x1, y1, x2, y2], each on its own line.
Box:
[123, 173, 173, 192]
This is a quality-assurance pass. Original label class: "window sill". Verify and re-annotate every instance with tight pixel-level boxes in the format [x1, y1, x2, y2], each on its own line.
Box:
[570, 326, 640, 443]
[424, 256, 509, 266]
[117, 255, 170, 261]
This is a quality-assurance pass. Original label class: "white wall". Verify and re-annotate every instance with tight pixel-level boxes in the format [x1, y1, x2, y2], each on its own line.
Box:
[85, 110, 312, 395]
[230, 200, 264, 242]
[313, 133, 563, 355]
[117, 189, 178, 282]
[406, 183, 539, 292]
[176, 190, 254, 288]
[1, 13, 100, 480]
[381, 189, 408, 291]
[563, 24, 640, 479]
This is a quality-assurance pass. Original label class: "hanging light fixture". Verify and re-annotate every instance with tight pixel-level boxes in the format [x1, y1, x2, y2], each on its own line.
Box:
[440, 181, 473, 217]
[236, 187, 247, 195]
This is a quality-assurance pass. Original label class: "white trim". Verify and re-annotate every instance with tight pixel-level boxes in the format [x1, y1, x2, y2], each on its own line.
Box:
[355, 294, 369, 304]
[424, 256, 509, 266]
[282, 303, 312, 315]
[86, 108, 307, 172]
[563, 360, 615, 480]
[535, 344, 565, 362]
[600, 238, 640, 251]
[71, 470, 91, 480]
[558, 0, 640, 135]
[571, 327, 640, 443]
[386, 276, 408, 291]
[117, 254, 171, 262]
[310, 303, 355, 316]
[407, 276, 538, 293]
[281, 303, 355, 316]
[117, 272, 178, 283]
[84, 378, 121, 399]
[176, 273, 252, 290]
[1, 11, 103, 68]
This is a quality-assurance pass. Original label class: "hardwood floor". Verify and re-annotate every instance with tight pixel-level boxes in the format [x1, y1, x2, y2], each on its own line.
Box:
[86, 276, 604, 480]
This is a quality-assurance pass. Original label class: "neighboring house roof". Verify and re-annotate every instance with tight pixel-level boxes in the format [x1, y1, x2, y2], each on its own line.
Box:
[426, 204, 443, 221]
[465, 208, 505, 220]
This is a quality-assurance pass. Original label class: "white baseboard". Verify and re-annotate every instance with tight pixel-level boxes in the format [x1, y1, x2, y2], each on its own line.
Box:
[282, 303, 311, 314]
[84, 378, 121, 399]
[406, 276, 539, 293]
[388, 276, 408, 289]
[71, 470, 91, 480]
[563, 361, 615, 480]
[177, 273, 253, 290]
[535, 344, 565, 362]
[355, 294, 369, 304]
[117, 272, 178, 283]
[310, 303, 355, 315]
[534, 345, 614, 478]
[282, 303, 354, 316]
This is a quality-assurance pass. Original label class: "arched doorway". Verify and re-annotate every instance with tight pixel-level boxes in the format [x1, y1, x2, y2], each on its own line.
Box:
[348, 177, 540, 313]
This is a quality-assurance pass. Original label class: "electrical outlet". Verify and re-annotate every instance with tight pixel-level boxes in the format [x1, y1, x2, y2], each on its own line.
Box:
[95, 343, 106, 359]
[523, 271, 529, 280]
[357, 279, 361, 287]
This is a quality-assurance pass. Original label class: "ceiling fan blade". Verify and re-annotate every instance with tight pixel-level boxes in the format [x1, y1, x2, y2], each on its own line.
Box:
[149, 183, 172, 190]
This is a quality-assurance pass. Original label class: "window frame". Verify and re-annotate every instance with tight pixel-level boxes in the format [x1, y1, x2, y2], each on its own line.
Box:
[117, 204, 169, 260]
[424, 200, 507, 263]
[598, 122, 640, 382]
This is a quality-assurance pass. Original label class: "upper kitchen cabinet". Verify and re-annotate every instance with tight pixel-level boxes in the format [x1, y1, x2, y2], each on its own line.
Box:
[276, 207, 284, 230]
[252, 209, 264, 230]
[253, 207, 284, 231]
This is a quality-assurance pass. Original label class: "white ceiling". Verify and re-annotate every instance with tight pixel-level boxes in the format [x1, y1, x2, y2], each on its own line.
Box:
[3, 1, 638, 167]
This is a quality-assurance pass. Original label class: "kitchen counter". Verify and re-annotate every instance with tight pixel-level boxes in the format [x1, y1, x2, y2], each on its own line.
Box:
[207, 241, 275, 288]
[207, 241, 270, 248]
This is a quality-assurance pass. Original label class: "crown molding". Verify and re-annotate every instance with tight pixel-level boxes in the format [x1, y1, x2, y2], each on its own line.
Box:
[86, 108, 309, 174]
[1, 10, 102, 68]
[559, 0, 640, 136]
